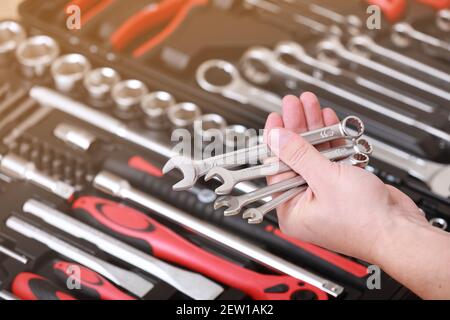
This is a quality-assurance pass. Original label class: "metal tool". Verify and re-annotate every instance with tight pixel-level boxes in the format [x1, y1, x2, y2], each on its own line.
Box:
[215, 153, 370, 216]
[367, 136, 450, 199]
[51, 54, 92, 92]
[207, 139, 372, 195]
[83, 67, 121, 106]
[0, 87, 28, 115]
[242, 154, 370, 224]
[0, 97, 36, 131]
[23, 199, 224, 300]
[92, 171, 343, 297]
[224, 124, 252, 150]
[15, 35, 60, 78]
[6, 216, 154, 298]
[164, 115, 364, 191]
[316, 37, 450, 102]
[0, 20, 26, 65]
[348, 35, 450, 85]
[0, 290, 20, 300]
[196, 59, 282, 114]
[141, 91, 176, 130]
[0, 153, 75, 199]
[111, 79, 148, 118]
[391, 22, 450, 52]
[53, 123, 96, 151]
[429, 217, 448, 230]
[193, 114, 227, 150]
[272, 41, 437, 113]
[437, 9, 450, 32]
[241, 46, 450, 143]
[167, 102, 202, 129]
[0, 243, 28, 264]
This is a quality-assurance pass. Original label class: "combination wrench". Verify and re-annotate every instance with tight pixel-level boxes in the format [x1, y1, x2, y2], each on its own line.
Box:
[215, 153, 369, 216]
[206, 138, 373, 195]
[240, 46, 450, 143]
[316, 37, 450, 102]
[437, 9, 450, 32]
[196, 59, 282, 114]
[163, 116, 364, 190]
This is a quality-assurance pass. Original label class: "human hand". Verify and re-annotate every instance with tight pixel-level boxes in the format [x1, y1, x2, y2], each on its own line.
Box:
[265, 93, 426, 264]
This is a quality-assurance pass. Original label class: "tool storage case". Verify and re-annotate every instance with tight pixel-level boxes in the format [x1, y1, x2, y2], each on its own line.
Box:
[0, 0, 448, 301]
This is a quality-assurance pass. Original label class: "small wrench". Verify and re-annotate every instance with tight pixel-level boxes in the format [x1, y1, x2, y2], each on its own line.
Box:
[164, 116, 364, 190]
[240, 46, 450, 143]
[196, 59, 282, 114]
[215, 153, 370, 216]
[391, 22, 450, 53]
[243, 152, 369, 223]
[206, 138, 372, 195]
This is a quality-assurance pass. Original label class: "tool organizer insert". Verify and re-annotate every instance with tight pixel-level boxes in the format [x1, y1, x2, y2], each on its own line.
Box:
[0, 0, 448, 300]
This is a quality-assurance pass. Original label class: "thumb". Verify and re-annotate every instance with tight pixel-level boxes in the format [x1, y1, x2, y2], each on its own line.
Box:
[269, 128, 337, 192]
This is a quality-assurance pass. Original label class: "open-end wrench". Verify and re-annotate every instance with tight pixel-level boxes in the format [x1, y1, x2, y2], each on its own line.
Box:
[6, 216, 154, 298]
[316, 37, 450, 102]
[348, 35, 450, 85]
[437, 9, 450, 32]
[22, 200, 224, 300]
[215, 153, 370, 216]
[240, 47, 450, 143]
[273, 41, 438, 113]
[164, 116, 364, 190]
[391, 22, 450, 53]
[242, 154, 370, 224]
[367, 136, 450, 199]
[196, 59, 282, 114]
[93, 171, 344, 297]
[206, 138, 373, 195]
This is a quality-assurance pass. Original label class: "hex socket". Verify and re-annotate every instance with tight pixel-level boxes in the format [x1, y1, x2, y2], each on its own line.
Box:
[141, 91, 176, 130]
[0, 21, 26, 66]
[84, 67, 121, 102]
[51, 53, 92, 92]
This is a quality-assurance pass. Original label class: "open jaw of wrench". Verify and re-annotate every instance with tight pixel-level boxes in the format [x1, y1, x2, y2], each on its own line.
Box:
[215, 153, 370, 216]
[196, 59, 282, 114]
[240, 46, 450, 143]
[163, 116, 364, 191]
[206, 138, 373, 195]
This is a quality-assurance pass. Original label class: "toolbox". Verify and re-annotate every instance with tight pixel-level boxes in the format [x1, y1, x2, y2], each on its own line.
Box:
[0, 0, 448, 300]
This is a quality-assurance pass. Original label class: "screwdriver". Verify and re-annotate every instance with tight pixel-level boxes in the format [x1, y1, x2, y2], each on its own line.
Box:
[51, 260, 136, 300]
[11, 272, 77, 300]
[72, 196, 328, 300]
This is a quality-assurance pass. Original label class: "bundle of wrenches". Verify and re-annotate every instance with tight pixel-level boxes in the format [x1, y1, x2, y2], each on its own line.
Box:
[164, 116, 372, 224]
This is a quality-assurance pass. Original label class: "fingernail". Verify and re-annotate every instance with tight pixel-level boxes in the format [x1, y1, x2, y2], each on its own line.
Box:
[269, 128, 293, 152]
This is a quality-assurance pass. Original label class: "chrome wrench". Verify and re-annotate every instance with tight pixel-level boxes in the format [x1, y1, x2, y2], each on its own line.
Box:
[437, 9, 450, 32]
[216, 153, 369, 216]
[164, 116, 364, 191]
[240, 47, 450, 143]
[22, 200, 224, 300]
[196, 59, 282, 114]
[391, 22, 450, 53]
[6, 216, 154, 298]
[206, 138, 373, 195]
[92, 171, 344, 297]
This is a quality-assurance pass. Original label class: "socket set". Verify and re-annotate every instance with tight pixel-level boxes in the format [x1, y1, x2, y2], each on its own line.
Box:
[0, 0, 447, 300]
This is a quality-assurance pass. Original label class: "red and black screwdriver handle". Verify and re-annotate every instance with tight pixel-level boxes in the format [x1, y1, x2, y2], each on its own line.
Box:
[72, 196, 327, 300]
[103, 153, 368, 289]
[51, 260, 136, 300]
[11, 272, 77, 300]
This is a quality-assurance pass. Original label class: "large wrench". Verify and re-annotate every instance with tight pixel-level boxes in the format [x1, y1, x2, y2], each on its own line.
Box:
[240, 47, 450, 143]
[163, 116, 364, 190]
[215, 153, 369, 216]
[206, 138, 373, 195]
[348, 35, 450, 85]
[196, 59, 282, 114]
[316, 37, 450, 102]
[273, 41, 437, 113]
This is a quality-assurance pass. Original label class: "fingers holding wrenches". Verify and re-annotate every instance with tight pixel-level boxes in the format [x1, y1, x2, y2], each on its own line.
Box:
[242, 154, 370, 224]
[206, 138, 373, 195]
[163, 116, 364, 191]
[215, 153, 370, 217]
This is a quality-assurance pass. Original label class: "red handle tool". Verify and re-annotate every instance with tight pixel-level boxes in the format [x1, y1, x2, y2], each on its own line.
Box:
[72, 196, 328, 300]
[52, 260, 136, 300]
[110, 0, 208, 56]
[11, 272, 77, 300]
[66, 0, 115, 26]
[415, 0, 449, 9]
